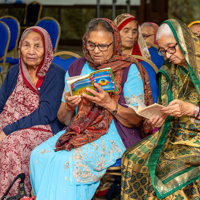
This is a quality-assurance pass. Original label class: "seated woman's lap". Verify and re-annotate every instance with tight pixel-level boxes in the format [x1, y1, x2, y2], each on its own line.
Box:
[30, 121, 126, 199]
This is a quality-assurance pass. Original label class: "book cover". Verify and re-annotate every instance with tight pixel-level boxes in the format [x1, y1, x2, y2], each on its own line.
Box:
[67, 68, 118, 96]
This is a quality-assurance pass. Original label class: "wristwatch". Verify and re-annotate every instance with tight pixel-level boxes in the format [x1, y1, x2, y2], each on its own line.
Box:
[111, 103, 118, 115]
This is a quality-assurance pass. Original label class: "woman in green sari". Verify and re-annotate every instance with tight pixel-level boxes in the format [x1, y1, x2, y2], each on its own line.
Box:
[121, 19, 200, 200]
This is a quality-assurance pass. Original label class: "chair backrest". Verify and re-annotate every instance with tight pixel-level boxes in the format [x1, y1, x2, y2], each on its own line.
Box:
[53, 51, 80, 72]
[148, 46, 165, 70]
[0, 15, 20, 57]
[131, 55, 159, 103]
[0, 21, 10, 68]
[146, 42, 159, 49]
[36, 17, 61, 53]
[24, 1, 43, 25]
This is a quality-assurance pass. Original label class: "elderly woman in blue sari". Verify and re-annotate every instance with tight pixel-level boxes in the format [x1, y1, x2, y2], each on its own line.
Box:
[29, 18, 153, 200]
[121, 19, 200, 199]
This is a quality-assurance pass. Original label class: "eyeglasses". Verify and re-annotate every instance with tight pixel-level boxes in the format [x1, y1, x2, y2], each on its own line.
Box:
[86, 42, 113, 51]
[142, 34, 154, 40]
[157, 43, 178, 57]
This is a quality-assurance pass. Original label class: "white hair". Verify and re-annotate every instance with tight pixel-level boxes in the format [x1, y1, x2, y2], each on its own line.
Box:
[156, 23, 174, 41]
[141, 22, 154, 29]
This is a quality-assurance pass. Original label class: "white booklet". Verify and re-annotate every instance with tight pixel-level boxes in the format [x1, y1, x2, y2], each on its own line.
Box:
[125, 97, 165, 119]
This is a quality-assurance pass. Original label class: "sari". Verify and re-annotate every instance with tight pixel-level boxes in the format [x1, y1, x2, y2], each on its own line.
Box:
[114, 13, 151, 60]
[0, 27, 55, 197]
[29, 18, 153, 200]
[121, 19, 200, 200]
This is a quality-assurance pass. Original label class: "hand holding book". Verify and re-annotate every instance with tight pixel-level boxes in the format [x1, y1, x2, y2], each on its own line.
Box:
[67, 68, 118, 96]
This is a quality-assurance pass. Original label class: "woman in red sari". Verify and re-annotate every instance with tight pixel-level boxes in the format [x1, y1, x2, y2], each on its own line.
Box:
[0, 27, 65, 198]
[113, 13, 150, 59]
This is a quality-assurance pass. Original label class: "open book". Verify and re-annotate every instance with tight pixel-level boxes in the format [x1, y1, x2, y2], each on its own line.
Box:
[125, 97, 165, 119]
[67, 68, 118, 96]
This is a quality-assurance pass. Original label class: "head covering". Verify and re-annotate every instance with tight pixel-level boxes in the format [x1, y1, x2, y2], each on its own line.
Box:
[148, 19, 200, 199]
[114, 13, 151, 60]
[19, 26, 53, 93]
[145, 22, 159, 45]
[159, 19, 200, 94]
[55, 18, 153, 152]
[188, 20, 200, 28]
[0, 26, 53, 131]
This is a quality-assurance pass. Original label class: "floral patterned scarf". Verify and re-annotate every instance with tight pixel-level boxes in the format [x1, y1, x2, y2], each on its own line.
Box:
[0, 26, 53, 133]
[55, 18, 153, 152]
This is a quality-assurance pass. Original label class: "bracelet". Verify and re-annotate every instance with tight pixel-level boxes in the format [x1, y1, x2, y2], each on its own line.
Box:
[196, 105, 200, 118]
[65, 103, 75, 111]
[193, 105, 199, 118]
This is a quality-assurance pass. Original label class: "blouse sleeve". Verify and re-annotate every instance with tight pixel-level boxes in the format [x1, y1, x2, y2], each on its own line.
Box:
[61, 71, 70, 103]
[123, 63, 144, 107]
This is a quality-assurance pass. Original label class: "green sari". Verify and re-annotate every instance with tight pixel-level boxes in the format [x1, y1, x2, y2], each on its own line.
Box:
[121, 19, 200, 200]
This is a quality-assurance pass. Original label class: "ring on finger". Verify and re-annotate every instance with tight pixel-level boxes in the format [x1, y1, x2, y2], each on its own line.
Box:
[171, 110, 174, 114]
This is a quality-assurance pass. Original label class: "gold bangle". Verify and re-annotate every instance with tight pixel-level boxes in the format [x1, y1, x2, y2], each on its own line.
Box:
[65, 103, 75, 111]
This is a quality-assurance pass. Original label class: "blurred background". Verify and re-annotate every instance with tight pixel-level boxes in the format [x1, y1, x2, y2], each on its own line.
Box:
[0, 0, 200, 56]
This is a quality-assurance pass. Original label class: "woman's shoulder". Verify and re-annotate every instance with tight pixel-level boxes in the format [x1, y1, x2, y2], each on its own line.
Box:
[7, 64, 19, 74]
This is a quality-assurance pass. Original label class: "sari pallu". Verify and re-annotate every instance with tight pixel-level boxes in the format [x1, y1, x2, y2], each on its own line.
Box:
[121, 19, 200, 200]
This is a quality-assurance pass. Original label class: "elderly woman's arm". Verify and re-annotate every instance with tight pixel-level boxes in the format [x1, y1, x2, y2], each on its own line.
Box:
[57, 92, 81, 125]
[2, 64, 65, 136]
[83, 83, 143, 128]
[148, 99, 197, 129]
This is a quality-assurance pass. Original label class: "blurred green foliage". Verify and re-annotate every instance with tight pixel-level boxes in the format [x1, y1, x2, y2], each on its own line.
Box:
[169, 0, 200, 25]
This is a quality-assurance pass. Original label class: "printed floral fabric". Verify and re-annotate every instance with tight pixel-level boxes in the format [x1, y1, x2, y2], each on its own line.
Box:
[121, 19, 200, 200]
[55, 18, 153, 152]
[29, 61, 144, 199]
[0, 26, 53, 198]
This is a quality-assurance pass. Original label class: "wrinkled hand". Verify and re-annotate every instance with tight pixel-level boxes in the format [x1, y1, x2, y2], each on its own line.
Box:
[64, 91, 81, 110]
[161, 99, 195, 118]
[148, 115, 167, 129]
[82, 83, 113, 109]
[0, 131, 6, 143]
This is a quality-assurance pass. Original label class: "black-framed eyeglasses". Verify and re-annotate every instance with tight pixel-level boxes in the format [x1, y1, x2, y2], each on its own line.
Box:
[157, 43, 178, 57]
[142, 34, 154, 40]
[86, 41, 113, 51]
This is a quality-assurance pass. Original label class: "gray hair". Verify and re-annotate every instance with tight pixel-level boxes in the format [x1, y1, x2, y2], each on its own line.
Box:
[21, 30, 34, 45]
[141, 22, 154, 29]
[86, 18, 114, 41]
[156, 23, 174, 41]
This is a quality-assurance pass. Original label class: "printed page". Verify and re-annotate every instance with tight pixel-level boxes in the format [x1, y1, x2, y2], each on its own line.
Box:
[67, 74, 89, 95]
[137, 103, 165, 119]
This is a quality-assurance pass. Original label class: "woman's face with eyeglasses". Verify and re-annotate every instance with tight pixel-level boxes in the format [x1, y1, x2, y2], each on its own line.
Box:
[87, 30, 114, 63]
[141, 25, 154, 47]
[157, 35, 186, 66]
[189, 24, 200, 37]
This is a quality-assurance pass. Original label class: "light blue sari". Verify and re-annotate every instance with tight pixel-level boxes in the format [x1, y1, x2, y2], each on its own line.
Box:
[29, 62, 144, 200]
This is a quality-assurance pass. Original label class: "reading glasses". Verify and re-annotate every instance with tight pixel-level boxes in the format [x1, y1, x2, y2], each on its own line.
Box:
[142, 34, 154, 40]
[157, 43, 178, 57]
[86, 42, 113, 51]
